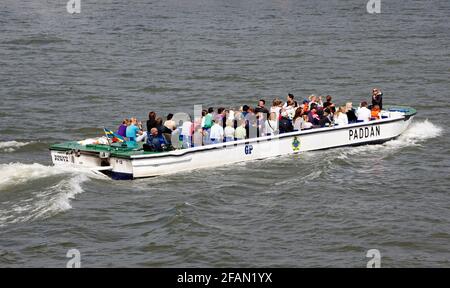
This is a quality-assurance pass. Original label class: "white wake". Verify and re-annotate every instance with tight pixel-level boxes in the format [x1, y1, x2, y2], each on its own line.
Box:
[0, 163, 95, 227]
[0, 141, 33, 153]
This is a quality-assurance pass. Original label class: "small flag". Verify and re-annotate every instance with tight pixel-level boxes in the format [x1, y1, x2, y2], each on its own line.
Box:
[103, 128, 125, 143]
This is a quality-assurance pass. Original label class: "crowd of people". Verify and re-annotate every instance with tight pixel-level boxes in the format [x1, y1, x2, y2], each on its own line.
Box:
[115, 88, 384, 151]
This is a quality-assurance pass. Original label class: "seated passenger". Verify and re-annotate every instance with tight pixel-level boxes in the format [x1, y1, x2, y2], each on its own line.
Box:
[147, 111, 157, 132]
[335, 106, 349, 126]
[210, 118, 224, 144]
[234, 120, 247, 140]
[293, 108, 304, 131]
[126, 118, 143, 147]
[302, 115, 313, 129]
[301, 100, 309, 115]
[116, 119, 129, 138]
[307, 107, 320, 126]
[318, 110, 333, 127]
[346, 102, 357, 123]
[279, 111, 294, 133]
[164, 113, 177, 131]
[155, 117, 172, 135]
[224, 120, 235, 142]
[371, 105, 381, 120]
[356, 101, 371, 122]
[144, 128, 167, 152]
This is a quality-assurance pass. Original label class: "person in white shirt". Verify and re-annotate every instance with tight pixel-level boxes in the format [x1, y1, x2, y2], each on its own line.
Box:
[224, 120, 235, 142]
[335, 106, 349, 126]
[181, 119, 193, 148]
[209, 119, 224, 144]
[293, 108, 305, 131]
[270, 98, 283, 119]
[356, 101, 371, 122]
[264, 112, 278, 136]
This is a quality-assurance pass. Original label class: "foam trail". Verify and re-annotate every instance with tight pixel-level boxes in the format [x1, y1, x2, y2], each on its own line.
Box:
[0, 163, 64, 190]
[0, 141, 33, 153]
[0, 163, 94, 227]
[390, 119, 443, 146]
[328, 120, 442, 160]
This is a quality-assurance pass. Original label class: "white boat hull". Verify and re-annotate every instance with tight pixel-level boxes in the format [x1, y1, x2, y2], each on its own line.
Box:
[110, 115, 414, 179]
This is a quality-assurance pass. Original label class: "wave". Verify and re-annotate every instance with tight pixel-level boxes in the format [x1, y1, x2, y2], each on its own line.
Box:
[334, 119, 442, 160]
[0, 141, 34, 153]
[0, 163, 95, 227]
[387, 119, 443, 147]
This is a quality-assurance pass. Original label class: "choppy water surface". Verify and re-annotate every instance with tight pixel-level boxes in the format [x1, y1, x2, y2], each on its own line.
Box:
[0, 0, 449, 267]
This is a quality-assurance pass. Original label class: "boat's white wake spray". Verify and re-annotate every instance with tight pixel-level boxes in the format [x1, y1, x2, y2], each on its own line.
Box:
[0, 163, 103, 227]
[0, 141, 34, 153]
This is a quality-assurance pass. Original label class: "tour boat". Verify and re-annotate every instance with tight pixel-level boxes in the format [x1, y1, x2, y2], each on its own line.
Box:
[49, 106, 416, 180]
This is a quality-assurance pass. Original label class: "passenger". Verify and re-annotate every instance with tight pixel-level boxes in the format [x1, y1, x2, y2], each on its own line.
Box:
[144, 128, 167, 152]
[192, 128, 204, 147]
[224, 120, 235, 142]
[317, 95, 324, 107]
[164, 113, 177, 131]
[371, 105, 381, 120]
[346, 102, 358, 123]
[181, 118, 194, 148]
[323, 95, 336, 113]
[356, 101, 371, 122]
[270, 98, 283, 119]
[255, 99, 269, 114]
[126, 118, 143, 146]
[234, 120, 247, 140]
[293, 108, 305, 131]
[283, 93, 295, 108]
[283, 98, 296, 120]
[371, 88, 383, 110]
[318, 110, 333, 127]
[302, 115, 313, 129]
[226, 109, 235, 123]
[200, 109, 207, 130]
[210, 118, 224, 144]
[255, 112, 265, 137]
[264, 112, 278, 136]
[203, 107, 214, 130]
[241, 105, 250, 117]
[335, 106, 349, 126]
[279, 111, 294, 133]
[116, 119, 129, 138]
[146, 111, 157, 132]
[308, 95, 316, 110]
[155, 117, 172, 135]
[307, 107, 320, 126]
[217, 107, 226, 128]
[301, 99, 310, 115]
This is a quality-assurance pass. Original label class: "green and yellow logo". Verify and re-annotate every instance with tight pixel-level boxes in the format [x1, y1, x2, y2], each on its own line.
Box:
[292, 136, 301, 152]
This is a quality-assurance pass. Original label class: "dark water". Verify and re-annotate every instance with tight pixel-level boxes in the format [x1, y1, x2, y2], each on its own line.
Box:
[0, 0, 449, 267]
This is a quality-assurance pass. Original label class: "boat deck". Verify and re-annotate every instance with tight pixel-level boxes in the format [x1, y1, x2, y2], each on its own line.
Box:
[50, 141, 159, 157]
